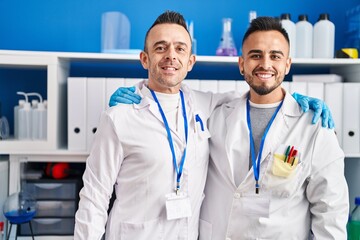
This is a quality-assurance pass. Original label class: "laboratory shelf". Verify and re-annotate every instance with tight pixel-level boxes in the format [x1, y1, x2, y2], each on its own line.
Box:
[1, 50, 360, 240]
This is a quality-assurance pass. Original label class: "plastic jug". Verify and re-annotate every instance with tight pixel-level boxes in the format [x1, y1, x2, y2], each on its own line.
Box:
[313, 13, 335, 58]
[101, 11, 130, 53]
[280, 13, 296, 58]
[296, 14, 313, 58]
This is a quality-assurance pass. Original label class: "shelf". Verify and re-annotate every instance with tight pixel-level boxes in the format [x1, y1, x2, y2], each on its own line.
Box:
[0, 53, 68, 154]
[1, 49, 360, 66]
[10, 151, 88, 163]
[0, 50, 360, 154]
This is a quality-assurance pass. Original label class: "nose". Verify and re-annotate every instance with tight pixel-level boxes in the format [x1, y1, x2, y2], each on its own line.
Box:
[259, 57, 272, 70]
[165, 46, 176, 60]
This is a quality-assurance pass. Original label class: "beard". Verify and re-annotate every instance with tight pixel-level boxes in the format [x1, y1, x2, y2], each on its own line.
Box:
[244, 70, 283, 96]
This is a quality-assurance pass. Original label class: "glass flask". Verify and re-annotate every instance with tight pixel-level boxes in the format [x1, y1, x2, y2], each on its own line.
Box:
[3, 191, 37, 224]
[216, 18, 238, 56]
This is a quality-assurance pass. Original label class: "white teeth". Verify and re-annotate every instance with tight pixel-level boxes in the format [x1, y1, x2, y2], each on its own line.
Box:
[257, 73, 272, 78]
[163, 67, 176, 70]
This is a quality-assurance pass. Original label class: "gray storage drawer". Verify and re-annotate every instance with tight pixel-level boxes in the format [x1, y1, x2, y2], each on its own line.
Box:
[22, 179, 79, 200]
[36, 200, 77, 217]
[19, 218, 75, 236]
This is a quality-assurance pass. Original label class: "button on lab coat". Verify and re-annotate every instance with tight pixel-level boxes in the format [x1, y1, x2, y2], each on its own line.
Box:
[74, 80, 237, 240]
[199, 91, 349, 240]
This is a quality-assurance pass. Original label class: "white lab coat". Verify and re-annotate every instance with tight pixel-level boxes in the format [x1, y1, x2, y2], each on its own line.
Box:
[199, 91, 349, 240]
[74, 80, 237, 240]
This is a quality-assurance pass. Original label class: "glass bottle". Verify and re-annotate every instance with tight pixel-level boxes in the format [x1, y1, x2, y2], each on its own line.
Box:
[349, 196, 360, 239]
[216, 18, 237, 56]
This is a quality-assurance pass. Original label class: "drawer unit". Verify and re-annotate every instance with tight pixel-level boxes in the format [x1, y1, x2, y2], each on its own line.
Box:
[22, 179, 79, 200]
[18, 218, 75, 235]
[19, 179, 81, 236]
[36, 200, 76, 217]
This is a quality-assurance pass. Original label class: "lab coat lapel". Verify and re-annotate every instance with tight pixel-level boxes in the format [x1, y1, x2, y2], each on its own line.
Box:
[224, 96, 249, 187]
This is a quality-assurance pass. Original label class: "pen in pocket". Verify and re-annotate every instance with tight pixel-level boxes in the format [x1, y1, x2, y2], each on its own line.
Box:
[195, 114, 204, 131]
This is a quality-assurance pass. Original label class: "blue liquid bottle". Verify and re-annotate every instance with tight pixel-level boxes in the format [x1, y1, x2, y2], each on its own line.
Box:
[216, 18, 237, 56]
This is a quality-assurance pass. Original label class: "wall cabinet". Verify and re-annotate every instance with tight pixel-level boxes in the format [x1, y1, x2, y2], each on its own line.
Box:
[1, 50, 360, 238]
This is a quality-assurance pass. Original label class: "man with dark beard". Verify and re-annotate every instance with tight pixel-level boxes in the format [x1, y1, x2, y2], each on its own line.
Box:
[198, 16, 349, 240]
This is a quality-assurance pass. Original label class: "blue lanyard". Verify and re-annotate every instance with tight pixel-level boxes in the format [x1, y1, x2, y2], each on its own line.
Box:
[150, 89, 188, 194]
[246, 96, 283, 194]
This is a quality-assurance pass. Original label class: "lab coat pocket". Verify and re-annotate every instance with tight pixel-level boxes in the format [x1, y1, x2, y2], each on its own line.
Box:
[118, 218, 164, 240]
[199, 219, 212, 240]
[262, 144, 304, 198]
[272, 152, 300, 178]
[194, 112, 211, 167]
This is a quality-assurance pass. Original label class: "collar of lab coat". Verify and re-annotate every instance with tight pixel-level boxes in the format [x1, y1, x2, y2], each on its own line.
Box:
[131, 80, 196, 136]
[224, 89, 303, 118]
[132, 79, 194, 111]
[222, 89, 303, 187]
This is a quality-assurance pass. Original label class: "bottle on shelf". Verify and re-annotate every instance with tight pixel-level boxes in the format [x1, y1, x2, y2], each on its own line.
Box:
[28, 92, 47, 140]
[17, 92, 32, 140]
[348, 196, 360, 239]
[313, 13, 335, 58]
[14, 99, 25, 139]
[216, 18, 238, 56]
[280, 13, 296, 58]
[296, 14, 313, 58]
[239, 11, 257, 56]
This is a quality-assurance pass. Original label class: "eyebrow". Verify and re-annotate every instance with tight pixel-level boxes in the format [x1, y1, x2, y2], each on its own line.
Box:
[247, 49, 285, 56]
[152, 40, 188, 48]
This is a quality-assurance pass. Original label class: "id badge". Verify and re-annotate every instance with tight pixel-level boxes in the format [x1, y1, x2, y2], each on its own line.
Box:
[165, 192, 192, 220]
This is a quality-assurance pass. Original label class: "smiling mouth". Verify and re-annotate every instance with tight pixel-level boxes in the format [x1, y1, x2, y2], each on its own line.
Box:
[162, 66, 177, 71]
[255, 72, 274, 80]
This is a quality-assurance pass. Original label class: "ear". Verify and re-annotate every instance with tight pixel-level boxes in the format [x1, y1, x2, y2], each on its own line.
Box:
[285, 57, 292, 75]
[238, 56, 244, 75]
[186, 54, 196, 72]
[140, 51, 149, 70]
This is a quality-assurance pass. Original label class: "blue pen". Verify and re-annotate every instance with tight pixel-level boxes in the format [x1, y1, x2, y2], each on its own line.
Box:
[195, 114, 204, 131]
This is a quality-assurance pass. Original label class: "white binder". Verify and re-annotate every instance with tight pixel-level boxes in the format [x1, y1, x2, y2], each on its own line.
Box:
[200, 80, 218, 93]
[343, 83, 360, 154]
[218, 80, 237, 93]
[124, 78, 142, 87]
[68, 77, 87, 151]
[325, 82, 343, 146]
[105, 78, 125, 110]
[281, 81, 290, 92]
[289, 81, 307, 95]
[307, 82, 324, 100]
[86, 78, 105, 151]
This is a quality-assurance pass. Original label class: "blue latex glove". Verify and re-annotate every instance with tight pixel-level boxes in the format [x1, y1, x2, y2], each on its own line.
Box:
[292, 92, 334, 129]
[109, 86, 142, 107]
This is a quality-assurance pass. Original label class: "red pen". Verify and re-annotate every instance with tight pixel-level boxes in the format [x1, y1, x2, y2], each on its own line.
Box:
[291, 150, 298, 166]
[287, 146, 294, 163]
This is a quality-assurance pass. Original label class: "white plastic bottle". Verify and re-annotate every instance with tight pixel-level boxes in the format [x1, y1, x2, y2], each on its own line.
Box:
[14, 99, 25, 139]
[28, 93, 47, 140]
[30, 97, 40, 139]
[296, 14, 313, 58]
[17, 92, 32, 140]
[313, 13, 335, 58]
[239, 11, 257, 56]
[36, 101, 47, 140]
[280, 13, 296, 58]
